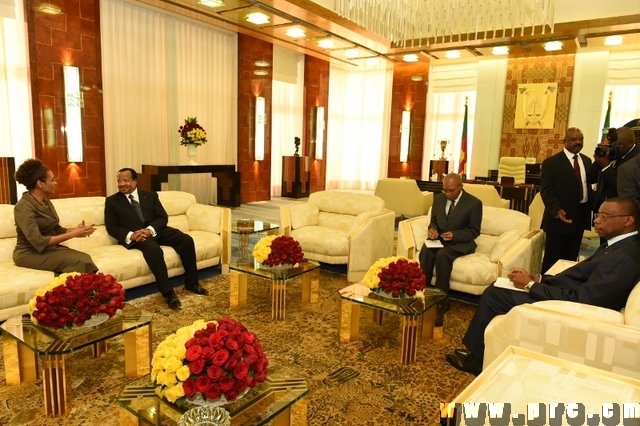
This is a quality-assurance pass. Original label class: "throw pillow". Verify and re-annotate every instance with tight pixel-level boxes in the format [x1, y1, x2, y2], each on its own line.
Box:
[290, 203, 319, 229]
[489, 230, 525, 263]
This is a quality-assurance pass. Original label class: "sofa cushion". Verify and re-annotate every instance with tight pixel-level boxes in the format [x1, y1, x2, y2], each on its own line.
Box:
[474, 234, 496, 256]
[289, 203, 319, 229]
[449, 253, 498, 286]
[480, 206, 531, 236]
[52, 197, 107, 227]
[158, 191, 197, 215]
[533, 300, 625, 324]
[624, 281, 640, 327]
[489, 229, 526, 262]
[309, 191, 384, 216]
[61, 226, 117, 251]
[318, 212, 355, 233]
[0, 205, 16, 238]
[0, 238, 16, 264]
[291, 227, 349, 257]
[0, 263, 54, 311]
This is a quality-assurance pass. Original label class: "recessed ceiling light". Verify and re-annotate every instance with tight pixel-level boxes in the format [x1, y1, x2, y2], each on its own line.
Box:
[36, 3, 62, 14]
[246, 12, 270, 25]
[604, 35, 623, 46]
[403, 54, 419, 62]
[544, 41, 563, 51]
[285, 28, 306, 38]
[411, 75, 423, 81]
[444, 50, 461, 59]
[491, 46, 509, 55]
[254, 60, 270, 67]
[254, 70, 268, 76]
[366, 57, 381, 65]
[344, 49, 359, 59]
[317, 39, 335, 49]
[197, 0, 224, 8]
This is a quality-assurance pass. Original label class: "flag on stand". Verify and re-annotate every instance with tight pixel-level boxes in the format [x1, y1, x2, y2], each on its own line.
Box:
[601, 91, 612, 144]
[458, 97, 468, 175]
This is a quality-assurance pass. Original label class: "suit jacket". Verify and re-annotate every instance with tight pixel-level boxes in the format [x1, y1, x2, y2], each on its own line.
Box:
[13, 192, 66, 254]
[588, 144, 639, 211]
[530, 234, 640, 311]
[540, 151, 593, 234]
[617, 154, 640, 208]
[428, 190, 482, 254]
[104, 190, 169, 247]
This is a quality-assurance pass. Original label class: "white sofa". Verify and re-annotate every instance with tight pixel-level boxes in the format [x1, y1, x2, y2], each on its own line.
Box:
[397, 206, 545, 295]
[280, 190, 395, 282]
[0, 191, 231, 321]
[373, 178, 433, 218]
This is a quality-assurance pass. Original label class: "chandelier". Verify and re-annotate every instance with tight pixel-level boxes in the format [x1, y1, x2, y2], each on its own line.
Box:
[333, 0, 556, 48]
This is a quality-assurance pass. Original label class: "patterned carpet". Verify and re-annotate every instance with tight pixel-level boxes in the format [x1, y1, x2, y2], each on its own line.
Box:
[0, 270, 477, 425]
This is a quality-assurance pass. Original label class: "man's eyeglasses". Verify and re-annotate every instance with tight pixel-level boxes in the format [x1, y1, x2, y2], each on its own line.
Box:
[594, 213, 630, 220]
[442, 184, 461, 194]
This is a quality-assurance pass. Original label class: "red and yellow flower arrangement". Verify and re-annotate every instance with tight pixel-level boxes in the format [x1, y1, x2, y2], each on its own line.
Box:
[363, 256, 426, 297]
[28, 272, 126, 329]
[152, 317, 268, 405]
[252, 235, 304, 267]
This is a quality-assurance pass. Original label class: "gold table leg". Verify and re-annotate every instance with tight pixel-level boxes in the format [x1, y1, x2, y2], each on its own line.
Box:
[338, 299, 361, 342]
[301, 269, 319, 303]
[42, 353, 71, 417]
[272, 279, 287, 320]
[124, 323, 152, 377]
[272, 396, 308, 426]
[399, 316, 420, 364]
[420, 308, 437, 341]
[238, 234, 250, 262]
[91, 340, 109, 357]
[3, 335, 38, 385]
[372, 310, 384, 326]
[230, 270, 248, 307]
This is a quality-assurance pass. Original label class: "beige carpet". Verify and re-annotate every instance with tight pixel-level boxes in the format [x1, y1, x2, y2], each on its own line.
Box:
[0, 270, 477, 426]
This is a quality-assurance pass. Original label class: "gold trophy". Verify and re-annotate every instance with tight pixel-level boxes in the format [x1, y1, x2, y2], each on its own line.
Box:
[439, 140, 449, 160]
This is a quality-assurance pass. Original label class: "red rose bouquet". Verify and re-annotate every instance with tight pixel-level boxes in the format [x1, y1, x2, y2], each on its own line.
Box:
[252, 235, 304, 267]
[363, 256, 426, 297]
[152, 317, 268, 405]
[28, 272, 126, 329]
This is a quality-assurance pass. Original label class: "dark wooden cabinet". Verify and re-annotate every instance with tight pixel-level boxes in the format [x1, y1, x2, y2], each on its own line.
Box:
[282, 156, 310, 198]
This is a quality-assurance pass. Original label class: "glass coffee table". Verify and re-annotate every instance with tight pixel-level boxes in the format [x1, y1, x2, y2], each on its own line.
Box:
[0, 304, 153, 417]
[117, 363, 309, 426]
[337, 284, 446, 364]
[230, 260, 320, 320]
[232, 219, 279, 263]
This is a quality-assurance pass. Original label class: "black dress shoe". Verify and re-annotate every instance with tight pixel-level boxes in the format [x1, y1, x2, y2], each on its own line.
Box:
[165, 292, 182, 310]
[186, 283, 209, 295]
[446, 352, 482, 376]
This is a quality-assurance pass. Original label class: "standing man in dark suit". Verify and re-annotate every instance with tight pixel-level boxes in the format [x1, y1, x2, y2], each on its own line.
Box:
[540, 127, 594, 273]
[446, 197, 640, 375]
[104, 168, 208, 310]
[617, 128, 640, 210]
[419, 173, 482, 325]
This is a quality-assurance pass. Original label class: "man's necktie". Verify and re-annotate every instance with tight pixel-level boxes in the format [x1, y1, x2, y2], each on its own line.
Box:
[129, 194, 145, 222]
[573, 155, 584, 200]
[447, 200, 455, 218]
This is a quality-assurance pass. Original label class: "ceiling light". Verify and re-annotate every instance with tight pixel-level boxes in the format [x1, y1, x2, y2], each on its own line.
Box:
[36, 3, 62, 14]
[254, 60, 270, 67]
[344, 49, 359, 59]
[544, 41, 563, 51]
[604, 35, 623, 46]
[254, 70, 268, 76]
[366, 57, 381, 65]
[444, 50, 461, 59]
[491, 46, 509, 55]
[317, 39, 335, 49]
[197, 0, 224, 8]
[246, 12, 269, 25]
[403, 54, 419, 62]
[285, 28, 306, 38]
[411, 75, 423, 81]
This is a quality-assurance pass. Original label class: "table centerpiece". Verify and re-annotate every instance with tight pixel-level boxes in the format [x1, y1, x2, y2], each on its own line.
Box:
[252, 235, 304, 269]
[363, 256, 426, 298]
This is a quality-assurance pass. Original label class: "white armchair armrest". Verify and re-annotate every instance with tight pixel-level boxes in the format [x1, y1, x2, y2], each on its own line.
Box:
[348, 209, 395, 282]
[186, 204, 231, 274]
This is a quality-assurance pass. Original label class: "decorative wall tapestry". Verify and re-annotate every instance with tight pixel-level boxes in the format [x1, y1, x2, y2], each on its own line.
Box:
[514, 83, 558, 129]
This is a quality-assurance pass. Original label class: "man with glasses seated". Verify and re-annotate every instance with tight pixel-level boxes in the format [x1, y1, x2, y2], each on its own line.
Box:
[419, 173, 482, 326]
[447, 197, 640, 376]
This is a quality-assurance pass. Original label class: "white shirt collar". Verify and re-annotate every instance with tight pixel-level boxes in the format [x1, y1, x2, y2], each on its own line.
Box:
[607, 230, 638, 247]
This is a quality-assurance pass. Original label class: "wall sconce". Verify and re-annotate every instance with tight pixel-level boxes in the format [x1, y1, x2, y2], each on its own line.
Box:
[399, 110, 411, 162]
[315, 106, 325, 160]
[63, 65, 84, 162]
[255, 96, 266, 160]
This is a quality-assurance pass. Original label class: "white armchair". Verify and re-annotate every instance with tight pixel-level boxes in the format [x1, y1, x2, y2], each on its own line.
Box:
[498, 156, 527, 184]
[462, 183, 510, 209]
[397, 206, 544, 295]
[374, 178, 433, 219]
[280, 190, 395, 282]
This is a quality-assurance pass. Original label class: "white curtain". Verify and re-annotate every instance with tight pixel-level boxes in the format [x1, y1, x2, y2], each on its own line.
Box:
[602, 85, 640, 128]
[326, 64, 392, 190]
[270, 47, 304, 196]
[101, 0, 237, 200]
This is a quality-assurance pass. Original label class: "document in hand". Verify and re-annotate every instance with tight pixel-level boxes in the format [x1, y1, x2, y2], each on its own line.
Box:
[493, 277, 526, 292]
[424, 238, 444, 249]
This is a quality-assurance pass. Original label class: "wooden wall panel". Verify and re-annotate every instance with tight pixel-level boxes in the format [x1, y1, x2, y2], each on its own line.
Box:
[0, 158, 17, 204]
[303, 55, 329, 193]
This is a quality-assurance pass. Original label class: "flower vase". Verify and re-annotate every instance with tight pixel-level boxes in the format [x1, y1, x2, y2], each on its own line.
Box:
[178, 406, 231, 426]
[186, 145, 198, 165]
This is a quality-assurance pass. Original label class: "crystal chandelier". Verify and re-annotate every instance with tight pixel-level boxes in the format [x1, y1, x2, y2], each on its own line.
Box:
[333, 0, 556, 48]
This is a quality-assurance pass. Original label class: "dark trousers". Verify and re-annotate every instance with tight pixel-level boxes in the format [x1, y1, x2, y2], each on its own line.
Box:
[130, 227, 198, 296]
[541, 229, 584, 273]
[419, 243, 466, 295]
[462, 284, 536, 364]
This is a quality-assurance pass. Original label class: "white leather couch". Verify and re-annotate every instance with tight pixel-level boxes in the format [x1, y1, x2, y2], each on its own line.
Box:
[280, 190, 395, 282]
[0, 191, 231, 321]
[397, 206, 544, 295]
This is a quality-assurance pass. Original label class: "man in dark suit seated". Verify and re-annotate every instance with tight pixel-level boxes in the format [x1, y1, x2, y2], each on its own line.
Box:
[447, 197, 640, 375]
[419, 173, 483, 325]
[105, 168, 208, 310]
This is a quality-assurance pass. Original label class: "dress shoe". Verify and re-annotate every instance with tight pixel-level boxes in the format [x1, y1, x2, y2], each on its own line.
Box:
[165, 292, 182, 310]
[186, 282, 209, 295]
[446, 352, 482, 376]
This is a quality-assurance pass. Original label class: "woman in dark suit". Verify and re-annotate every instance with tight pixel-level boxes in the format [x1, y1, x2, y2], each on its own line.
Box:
[13, 159, 98, 273]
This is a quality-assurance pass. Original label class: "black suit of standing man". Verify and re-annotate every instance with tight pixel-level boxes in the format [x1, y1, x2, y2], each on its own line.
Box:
[446, 197, 640, 375]
[419, 173, 482, 325]
[104, 168, 208, 310]
[540, 127, 594, 273]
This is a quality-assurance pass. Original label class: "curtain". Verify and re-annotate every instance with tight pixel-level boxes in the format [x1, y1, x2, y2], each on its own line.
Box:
[101, 0, 237, 201]
[325, 64, 392, 190]
[602, 85, 640, 128]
